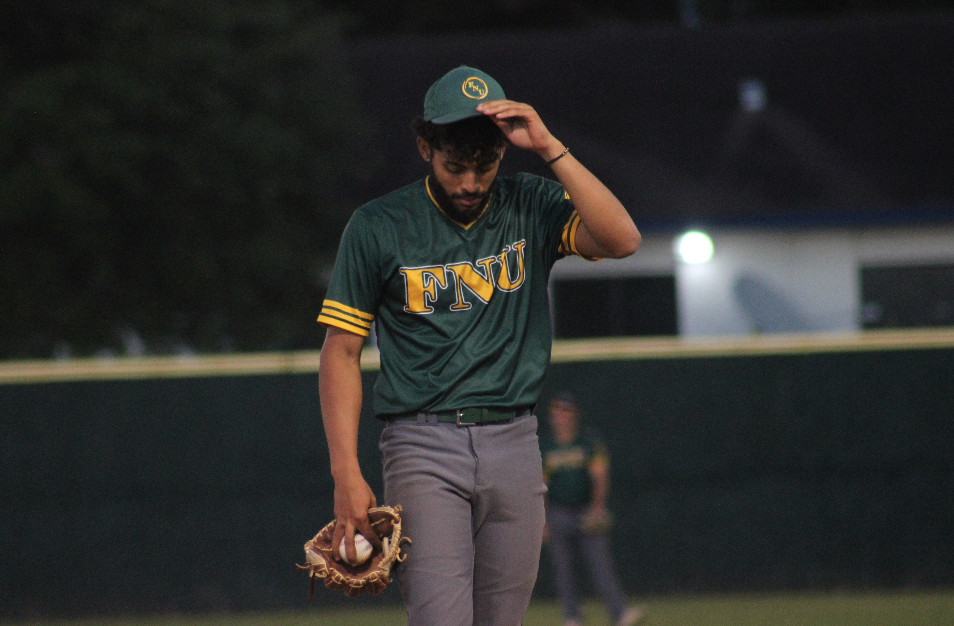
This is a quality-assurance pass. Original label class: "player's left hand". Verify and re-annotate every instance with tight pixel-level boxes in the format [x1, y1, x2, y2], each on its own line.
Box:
[477, 100, 565, 162]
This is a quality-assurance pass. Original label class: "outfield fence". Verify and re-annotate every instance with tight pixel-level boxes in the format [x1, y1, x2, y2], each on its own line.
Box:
[2, 328, 953, 618]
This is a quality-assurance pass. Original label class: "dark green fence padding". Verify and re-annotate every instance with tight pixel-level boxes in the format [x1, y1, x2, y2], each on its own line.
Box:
[2, 344, 952, 618]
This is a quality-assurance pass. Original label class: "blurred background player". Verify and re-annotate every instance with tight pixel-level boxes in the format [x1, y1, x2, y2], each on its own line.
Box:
[541, 393, 646, 626]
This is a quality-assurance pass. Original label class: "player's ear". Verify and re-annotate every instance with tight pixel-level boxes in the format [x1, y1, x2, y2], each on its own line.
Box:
[416, 136, 432, 162]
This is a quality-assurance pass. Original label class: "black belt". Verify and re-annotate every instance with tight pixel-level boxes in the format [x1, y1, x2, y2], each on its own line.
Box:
[385, 406, 533, 426]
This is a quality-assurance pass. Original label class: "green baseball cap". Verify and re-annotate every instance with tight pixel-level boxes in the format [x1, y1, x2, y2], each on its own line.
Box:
[423, 66, 506, 124]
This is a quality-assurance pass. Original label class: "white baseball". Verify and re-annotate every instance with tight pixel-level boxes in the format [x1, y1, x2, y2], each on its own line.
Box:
[339, 533, 373, 565]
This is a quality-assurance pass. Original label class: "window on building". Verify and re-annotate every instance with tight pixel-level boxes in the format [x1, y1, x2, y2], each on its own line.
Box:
[552, 276, 677, 339]
[861, 264, 954, 329]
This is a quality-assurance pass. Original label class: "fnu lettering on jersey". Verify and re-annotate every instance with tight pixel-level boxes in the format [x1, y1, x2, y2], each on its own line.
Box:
[400, 240, 527, 314]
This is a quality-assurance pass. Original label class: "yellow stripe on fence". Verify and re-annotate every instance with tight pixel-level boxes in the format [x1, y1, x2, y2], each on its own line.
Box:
[550, 327, 954, 363]
[1, 327, 953, 385]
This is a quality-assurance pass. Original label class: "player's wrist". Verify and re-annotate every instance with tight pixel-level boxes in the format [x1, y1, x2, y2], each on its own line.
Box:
[330, 460, 364, 483]
[536, 141, 567, 163]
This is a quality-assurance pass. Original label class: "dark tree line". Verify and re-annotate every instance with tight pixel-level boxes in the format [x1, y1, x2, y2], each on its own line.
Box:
[1, 1, 950, 359]
[1, 1, 366, 358]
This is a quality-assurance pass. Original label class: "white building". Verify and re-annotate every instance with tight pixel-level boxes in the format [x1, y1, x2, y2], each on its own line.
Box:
[550, 224, 954, 338]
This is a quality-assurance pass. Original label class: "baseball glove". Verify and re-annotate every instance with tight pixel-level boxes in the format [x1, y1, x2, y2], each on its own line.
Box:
[298, 505, 410, 599]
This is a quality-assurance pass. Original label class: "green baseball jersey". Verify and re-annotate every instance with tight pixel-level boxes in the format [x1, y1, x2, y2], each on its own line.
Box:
[318, 172, 594, 417]
[540, 428, 609, 507]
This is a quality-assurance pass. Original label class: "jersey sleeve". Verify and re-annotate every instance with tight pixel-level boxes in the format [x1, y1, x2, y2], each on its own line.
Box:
[521, 174, 601, 268]
[557, 210, 602, 261]
[317, 209, 381, 337]
[583, 426, 610, 464]
[591, 439, 610, 466]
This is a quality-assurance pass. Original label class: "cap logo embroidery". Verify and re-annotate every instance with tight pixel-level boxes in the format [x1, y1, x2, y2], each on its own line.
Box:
[462, 77, 489, 99]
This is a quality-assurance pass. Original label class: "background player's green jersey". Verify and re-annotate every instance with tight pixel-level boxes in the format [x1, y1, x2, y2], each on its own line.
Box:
[318, 172, 594, 417]
[540, 427, 609, 507]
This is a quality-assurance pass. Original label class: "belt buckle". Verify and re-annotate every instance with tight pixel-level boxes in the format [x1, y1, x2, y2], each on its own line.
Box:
[455, 408, 478, 426]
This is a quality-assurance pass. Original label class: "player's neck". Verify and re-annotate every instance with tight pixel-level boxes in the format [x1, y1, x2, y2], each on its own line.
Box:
[426, 175, 494, 226]
[554, 426, 578, 445]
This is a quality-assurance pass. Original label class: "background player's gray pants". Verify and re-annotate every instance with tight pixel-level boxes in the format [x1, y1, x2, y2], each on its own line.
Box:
[379, 414, 546, 626]
[546, 504, 628, 623]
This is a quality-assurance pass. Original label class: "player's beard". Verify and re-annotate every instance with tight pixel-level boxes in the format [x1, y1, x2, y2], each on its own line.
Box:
[428, 166, 494, 225]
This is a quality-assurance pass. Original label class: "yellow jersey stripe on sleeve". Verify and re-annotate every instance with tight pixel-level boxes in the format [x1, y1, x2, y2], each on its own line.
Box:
[319, 304, 374, 329]
[558, 212, 581, 256]
[317, 313, 371, 337]
[568, 212, 582, 254]
[323, 300, 375, 321]
[317, 300, 374, 337]
[318, 308, 372, 330]
[592, 446, 610, 465]
[558, 211, 602, 261]
[558, 212, 574, 255]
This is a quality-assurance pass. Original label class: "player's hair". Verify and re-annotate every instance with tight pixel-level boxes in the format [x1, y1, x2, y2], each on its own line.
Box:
[551, 392, 578, 409]
[412, 115, 507, 166]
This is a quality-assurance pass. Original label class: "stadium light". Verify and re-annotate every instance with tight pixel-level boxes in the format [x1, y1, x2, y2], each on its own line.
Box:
[739, 78, 766, 112]
[675, 230, 714, 264]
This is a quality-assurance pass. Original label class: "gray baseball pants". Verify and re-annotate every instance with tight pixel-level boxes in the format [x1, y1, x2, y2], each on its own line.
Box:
[379, 413, 547, 626]
[546, 504, 628, 624]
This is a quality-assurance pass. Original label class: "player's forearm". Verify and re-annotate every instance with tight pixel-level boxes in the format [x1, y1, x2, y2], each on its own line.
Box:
[591, 473, 609, 509]
[477, 99, 639, 258]
[548, 148, 641, 259]
[319, 331, 366, 481]
[590, 460, 610, 508]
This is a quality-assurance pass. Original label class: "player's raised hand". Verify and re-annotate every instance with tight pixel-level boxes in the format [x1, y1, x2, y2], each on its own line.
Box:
[477, 100, 565, 162]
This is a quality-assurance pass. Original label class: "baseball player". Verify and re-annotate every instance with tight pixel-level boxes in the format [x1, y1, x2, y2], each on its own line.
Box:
[317, 66, 640, 626]
[541, 393, 646, 626]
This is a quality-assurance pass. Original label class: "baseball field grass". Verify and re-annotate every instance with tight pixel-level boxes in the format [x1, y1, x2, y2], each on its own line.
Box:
[4, 590, 953, 626]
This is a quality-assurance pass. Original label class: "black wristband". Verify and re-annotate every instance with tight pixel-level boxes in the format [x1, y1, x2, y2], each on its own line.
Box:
[546, 147, 570, 167]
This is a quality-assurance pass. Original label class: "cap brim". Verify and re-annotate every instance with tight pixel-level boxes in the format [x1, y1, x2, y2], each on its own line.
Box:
[428, 106, 484, 125]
